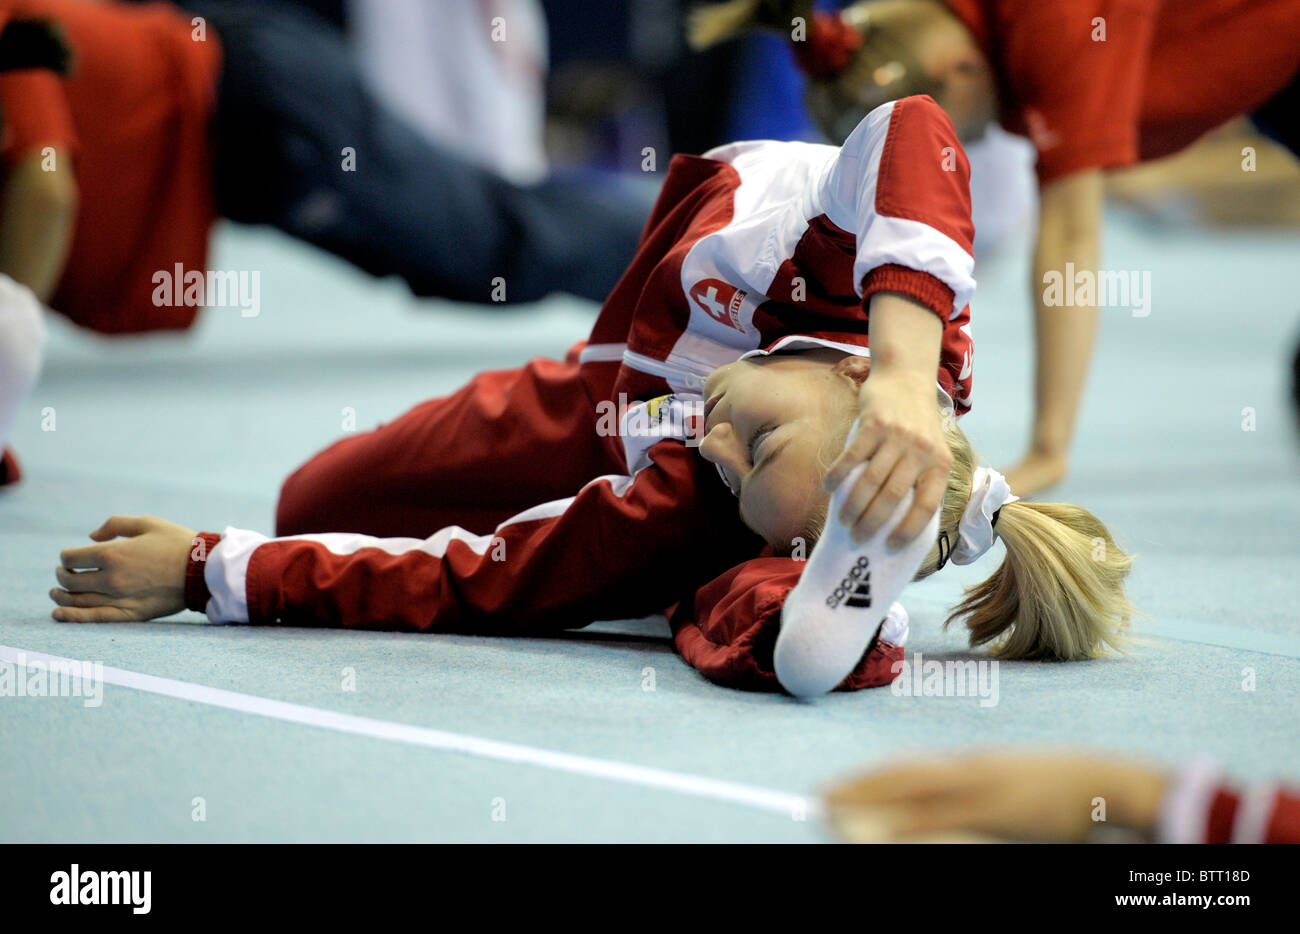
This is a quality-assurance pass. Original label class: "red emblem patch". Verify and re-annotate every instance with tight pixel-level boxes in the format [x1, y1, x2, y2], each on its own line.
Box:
[689, 278, 747, 331]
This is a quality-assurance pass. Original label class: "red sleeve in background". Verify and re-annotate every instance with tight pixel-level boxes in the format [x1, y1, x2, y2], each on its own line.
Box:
[0, 67, 77, 167]
[961, 0, 1157, 185]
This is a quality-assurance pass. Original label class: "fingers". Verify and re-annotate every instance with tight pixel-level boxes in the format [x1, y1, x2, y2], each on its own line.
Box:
[836, 434, 927, 545]
[825, 791, 989, 842]
[62, 515, 157, 571]
[825, 761, 974, 809]
[89, 515, 151, 542]
[823, 421, 875, 492]
[60, 543, 108, 570]
[823, 805, 897, 844]
[62, 515, 149, 566]
[850, 452, 920, 545]
[50, 587, 116, 608]
[826, 767, 997, 842]
[823, 454, 851, 492]
[51, 604, 136, 623]
[873, 796, 994, 841]
[56, 565, 118, 593]
[888, 464, 949, 548]
[830, 422, 952, 547]
[50, 583, 140, 622]
[833, 430, 898, 522]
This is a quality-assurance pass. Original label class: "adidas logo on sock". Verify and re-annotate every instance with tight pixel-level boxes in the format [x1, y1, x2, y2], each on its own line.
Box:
[826, 555, 871, 610]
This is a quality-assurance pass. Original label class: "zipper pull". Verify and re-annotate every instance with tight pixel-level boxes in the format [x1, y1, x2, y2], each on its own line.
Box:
[683, 371, 708, 392]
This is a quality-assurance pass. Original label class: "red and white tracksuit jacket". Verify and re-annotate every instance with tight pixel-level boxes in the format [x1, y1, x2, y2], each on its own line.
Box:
[184, 95, 977, 692]
[1158, 760, 1300, 844]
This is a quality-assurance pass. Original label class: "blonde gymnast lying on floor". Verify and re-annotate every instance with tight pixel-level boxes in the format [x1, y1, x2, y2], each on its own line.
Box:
[49, 97, 1135, 696]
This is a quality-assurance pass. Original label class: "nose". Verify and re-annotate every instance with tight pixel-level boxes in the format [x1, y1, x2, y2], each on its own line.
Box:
[698, 421, 748, 487]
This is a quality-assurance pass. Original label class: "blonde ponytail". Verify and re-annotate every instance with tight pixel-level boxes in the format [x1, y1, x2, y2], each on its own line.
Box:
[915, 418, 1136, 661]
[808, 400, 1137, 661]
[944, 500, 1135, 660]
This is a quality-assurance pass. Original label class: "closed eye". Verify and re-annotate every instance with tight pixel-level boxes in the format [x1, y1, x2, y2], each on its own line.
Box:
[747, 423, 776, 464]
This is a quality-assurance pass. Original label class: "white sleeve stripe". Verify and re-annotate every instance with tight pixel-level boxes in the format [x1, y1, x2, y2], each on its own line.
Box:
[1155, 757, 1223, 844]
[205, 527, 268, 623]
[1230, 783, 1279, 844]
[577, 342, 626, 363]
[495, 473, 635, 531]
[202, 472, 642, 623]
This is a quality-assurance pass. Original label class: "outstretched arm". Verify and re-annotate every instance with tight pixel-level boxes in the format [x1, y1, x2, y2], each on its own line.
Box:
[0, 60, 80, 303]
[1005, 168, 1104, 496]
[51, 441, 759, 634]
[0, 150, 77, 303]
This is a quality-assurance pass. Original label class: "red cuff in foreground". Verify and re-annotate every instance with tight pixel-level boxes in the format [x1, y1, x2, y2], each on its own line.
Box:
[185, 532, 222, 612]
[861, 264, 955, 322]
[1206, 788, 1240, 844]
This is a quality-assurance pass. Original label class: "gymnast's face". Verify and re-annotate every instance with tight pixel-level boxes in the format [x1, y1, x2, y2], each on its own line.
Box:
[698, 350, 864, 551]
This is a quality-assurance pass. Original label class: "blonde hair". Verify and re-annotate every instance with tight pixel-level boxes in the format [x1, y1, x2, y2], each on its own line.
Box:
[805, 403, 1136, 661]
[687, 0, 949, 143]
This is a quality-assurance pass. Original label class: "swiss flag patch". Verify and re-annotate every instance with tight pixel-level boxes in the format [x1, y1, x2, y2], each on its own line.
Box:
[689, 278, 747, 331]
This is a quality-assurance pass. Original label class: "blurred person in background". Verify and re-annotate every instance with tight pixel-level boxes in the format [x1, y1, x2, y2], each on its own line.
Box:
[344, 0, 550, 185]
[0, 0, 656, 484]
[1107, 120, 1300, 229]
[714, 5, 1038, 259]
[0, 16, 61, 486]
[0, 0, 651, 336]
[690, 0, 1300, 494]
[280, 0, 667, 207]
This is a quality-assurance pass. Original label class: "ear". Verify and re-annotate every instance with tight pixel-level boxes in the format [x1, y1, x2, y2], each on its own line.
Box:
[830, 353, 872, 388]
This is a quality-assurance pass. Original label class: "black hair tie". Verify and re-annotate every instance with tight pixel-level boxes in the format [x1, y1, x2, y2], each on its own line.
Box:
[935, 529, 951, 572]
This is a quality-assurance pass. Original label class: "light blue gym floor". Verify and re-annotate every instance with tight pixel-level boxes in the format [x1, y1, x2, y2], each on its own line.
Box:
[2, 211, 1298, 842]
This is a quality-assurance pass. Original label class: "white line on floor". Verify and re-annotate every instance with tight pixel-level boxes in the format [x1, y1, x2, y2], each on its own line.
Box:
[0, 644, 820, 821]
[1142, 621, 1300, 658]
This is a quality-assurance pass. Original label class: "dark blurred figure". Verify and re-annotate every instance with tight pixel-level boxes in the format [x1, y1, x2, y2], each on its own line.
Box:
[541, 0, 745, 170]
[279, 2, 746, 189]
[0, 0, 652, 340]
[1292, 327, 1300, 430]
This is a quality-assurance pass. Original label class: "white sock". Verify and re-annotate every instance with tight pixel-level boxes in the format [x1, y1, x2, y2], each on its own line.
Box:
[775, 460, 937, 697]
[0, 274, 47, 450]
